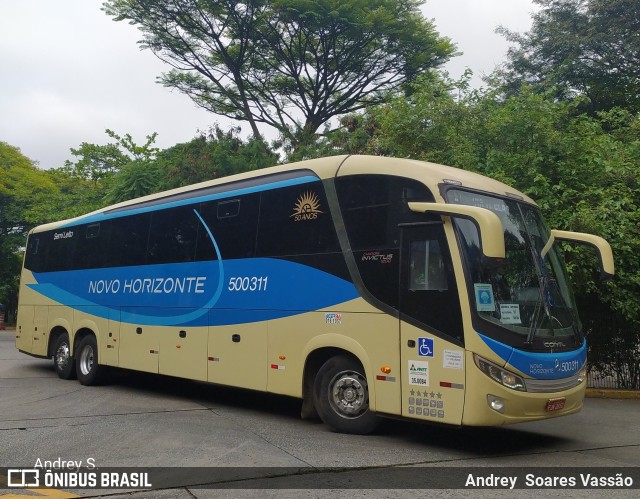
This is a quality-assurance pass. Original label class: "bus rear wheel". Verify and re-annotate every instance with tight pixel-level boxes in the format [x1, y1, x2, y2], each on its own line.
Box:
[313, 355, 380, 434]
[53, 332, 76, 380]
[76, 336, 104, 386]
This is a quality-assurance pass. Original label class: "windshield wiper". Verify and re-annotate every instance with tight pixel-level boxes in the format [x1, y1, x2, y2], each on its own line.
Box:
[526, 250, 555, 344]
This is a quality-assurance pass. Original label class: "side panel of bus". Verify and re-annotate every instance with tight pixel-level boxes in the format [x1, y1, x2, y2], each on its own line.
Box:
[119, 314, 159, 374]
[208, 317, 268, 391]
[16, 305, 34, 352]
[159, 322, 208, 381]
[31, 304, 49, 356]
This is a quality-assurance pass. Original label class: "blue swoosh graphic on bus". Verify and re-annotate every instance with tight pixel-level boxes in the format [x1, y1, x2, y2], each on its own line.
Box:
[193, 207, 224, 304]
[478, 333, 586, 380]
[28, 259, 359, 327]
[61, 175, 319, 227]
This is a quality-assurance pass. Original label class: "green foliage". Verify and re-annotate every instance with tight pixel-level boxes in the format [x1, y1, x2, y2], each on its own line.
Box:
[0, 142, 59, 316]
[62, 141, 128, 183]
[156, 126, 278, 190]
[0, 142, 59, 232]
[62, 129, 158, 182]
[60, 129, 160, 209]
[44, 168, 108, 220]
[104, 159, 162, 204]
[496, 0, 640, 113]
[103, 0, 455, 152]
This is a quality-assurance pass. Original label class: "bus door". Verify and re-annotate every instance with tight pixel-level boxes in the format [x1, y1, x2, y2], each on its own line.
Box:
[399, 223, 466, 425]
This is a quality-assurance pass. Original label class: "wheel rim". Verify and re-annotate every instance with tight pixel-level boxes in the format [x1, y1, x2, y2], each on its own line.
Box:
[328, 370, 368, 418]
[55, 342, 70, 369]
[79, 344, 94, 376]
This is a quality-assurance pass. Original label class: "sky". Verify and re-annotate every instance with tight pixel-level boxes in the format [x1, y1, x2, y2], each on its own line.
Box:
[0, 1, 537, 170]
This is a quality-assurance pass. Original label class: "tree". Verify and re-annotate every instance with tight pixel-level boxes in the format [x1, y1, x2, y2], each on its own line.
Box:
[304, 71, 487, 166]
[104, 159, 162, 204]
[61, 129, 160, 206]
[103, 0, 455, 149]
[0, 142, 59, 321]
[155, 125, 278, 190]
[0, 142, 59, 241]
[496, 0, 640, 113]
[63, 129, 158, 183]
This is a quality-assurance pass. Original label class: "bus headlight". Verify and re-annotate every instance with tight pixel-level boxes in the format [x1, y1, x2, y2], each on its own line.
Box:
[474, 354, 526, 391]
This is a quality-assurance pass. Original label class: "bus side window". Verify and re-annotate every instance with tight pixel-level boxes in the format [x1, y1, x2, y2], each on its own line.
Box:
[24, 237, 44, 272]
[409, 240, 448, 291]
[256, 183, 340, 257]
[195, 194, 259, 260]
[73, 223, 109, 270]
[106, 213, 151, 268]
[336, 174, 437, 311]
[401, 225, 463, 344]
[46, 230, 76, 272]
[147, 207, 199, 265]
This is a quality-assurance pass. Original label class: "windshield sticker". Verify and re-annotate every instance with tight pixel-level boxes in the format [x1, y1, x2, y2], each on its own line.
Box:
[443, 349, 464, 370]
[499, 303, 522, 324]
[408, 361, 429, 387]
[474, 283, 496, 312]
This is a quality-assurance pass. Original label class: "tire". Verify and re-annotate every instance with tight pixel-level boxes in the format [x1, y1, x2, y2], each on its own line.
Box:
[313, 355, 380, 434]
[52, 333, 76, 380]
[75, 335, 104, 386]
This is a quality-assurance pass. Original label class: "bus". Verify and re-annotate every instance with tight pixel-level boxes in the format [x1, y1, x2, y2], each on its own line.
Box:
[16, 155, 614, 434]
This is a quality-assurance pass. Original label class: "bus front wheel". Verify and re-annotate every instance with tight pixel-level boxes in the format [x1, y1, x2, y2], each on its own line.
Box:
[76, 336, 103, 386]
[313, 355, 380, 434]
[53, 332, 76, 380]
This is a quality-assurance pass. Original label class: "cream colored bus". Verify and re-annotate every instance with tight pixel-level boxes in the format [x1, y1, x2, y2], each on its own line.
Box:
[16, 155, 614, 434]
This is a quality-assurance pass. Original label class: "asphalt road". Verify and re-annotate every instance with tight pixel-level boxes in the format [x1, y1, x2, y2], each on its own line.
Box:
[0, 329, 638, 498]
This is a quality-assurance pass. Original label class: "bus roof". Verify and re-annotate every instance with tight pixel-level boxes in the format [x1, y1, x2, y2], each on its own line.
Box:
[30, 155, 535, 233]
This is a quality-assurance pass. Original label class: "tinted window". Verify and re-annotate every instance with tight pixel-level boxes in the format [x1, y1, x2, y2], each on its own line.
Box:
[257, 183, 340, 257]
[106, 213, 151, 267]
[195, 194, 259, 260]
[337, 175, 390, 249]
[147, 207, 199, 265]
[73, 222, 110, 270]
[337, 175, 435, 309]
[46, 228, 77, 272]
[24, 235, 46, 273]
[409, 240, 448, 291]
[401, 225, 463, 343]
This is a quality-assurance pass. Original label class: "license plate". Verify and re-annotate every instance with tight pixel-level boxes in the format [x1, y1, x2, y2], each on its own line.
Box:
[545, 398, 566, 412]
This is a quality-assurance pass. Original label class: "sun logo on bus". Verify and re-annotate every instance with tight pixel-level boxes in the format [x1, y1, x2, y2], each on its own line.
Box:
[291, 191, 323, 222]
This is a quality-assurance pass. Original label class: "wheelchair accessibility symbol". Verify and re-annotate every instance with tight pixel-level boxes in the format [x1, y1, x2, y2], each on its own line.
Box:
[418, 337, 434, 357]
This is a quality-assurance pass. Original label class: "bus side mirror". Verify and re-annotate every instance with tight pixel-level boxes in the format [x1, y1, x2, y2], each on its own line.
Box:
[408, 202, 505, 259]
[542, 229, 615, 281]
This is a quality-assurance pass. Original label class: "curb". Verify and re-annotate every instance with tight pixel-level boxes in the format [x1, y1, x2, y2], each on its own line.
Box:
[586, 388, 640, 400]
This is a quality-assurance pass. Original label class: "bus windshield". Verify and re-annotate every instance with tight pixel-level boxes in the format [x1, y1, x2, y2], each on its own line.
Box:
[446, 189, 581, 350]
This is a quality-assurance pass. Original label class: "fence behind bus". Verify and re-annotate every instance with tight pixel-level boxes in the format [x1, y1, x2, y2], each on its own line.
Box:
[588, 364, 640, 390]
